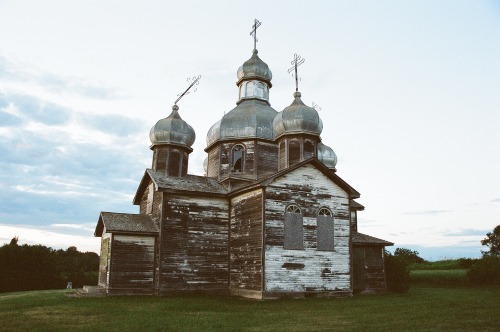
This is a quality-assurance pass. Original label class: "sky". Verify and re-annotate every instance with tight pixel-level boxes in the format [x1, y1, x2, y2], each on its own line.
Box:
[0, 0, 499, 260]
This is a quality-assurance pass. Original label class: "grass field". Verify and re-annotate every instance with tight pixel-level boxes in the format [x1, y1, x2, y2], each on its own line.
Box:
[1, 286, 499, 331]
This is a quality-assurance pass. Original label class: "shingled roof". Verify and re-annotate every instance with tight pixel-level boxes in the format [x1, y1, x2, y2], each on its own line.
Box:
[95, 212, 159, 237]
[352, 232, 394, 246]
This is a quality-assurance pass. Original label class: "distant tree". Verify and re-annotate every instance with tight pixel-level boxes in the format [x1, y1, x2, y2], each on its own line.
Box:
[481, 225, 500, 257]
[393, 247, 425, 265]
[0, 238, 98, 293]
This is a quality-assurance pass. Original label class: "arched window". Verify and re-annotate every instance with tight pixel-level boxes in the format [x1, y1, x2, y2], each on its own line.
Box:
[304, 139, 315, 159]
[317, 207, 334, 251]
[284, 204, 303, 250]
[245, 81, 254, 96]
[231, 144, 245, 172]
[255, 82, 264, 98]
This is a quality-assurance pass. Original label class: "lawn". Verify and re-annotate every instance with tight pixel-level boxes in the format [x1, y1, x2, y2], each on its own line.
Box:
[1, 287, 499, 331]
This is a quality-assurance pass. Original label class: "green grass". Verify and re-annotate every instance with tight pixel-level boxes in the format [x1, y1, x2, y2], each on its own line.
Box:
[1, 287, 499, 331]
[410, 259, 466, 270]
[411, 269, 469, 287]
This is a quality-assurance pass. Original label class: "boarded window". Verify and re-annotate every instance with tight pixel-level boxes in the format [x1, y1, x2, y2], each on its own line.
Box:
[304, 140, 315, 159]
[279, 141, 286, 170]
[284, 205, 303, 249]
[365, 247, 383, 267]
[288, 140, 301, 165]
[317, 208, 334, 251]
[168, 150, 181, 176]
[232, 144, 245, 172]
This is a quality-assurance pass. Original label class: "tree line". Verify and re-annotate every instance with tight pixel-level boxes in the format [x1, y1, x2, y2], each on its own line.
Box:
[0, 237, 98, 293]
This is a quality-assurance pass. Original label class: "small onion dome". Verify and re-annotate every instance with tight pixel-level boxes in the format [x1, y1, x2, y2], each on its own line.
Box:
[206, 99, 277, 147]
[150, 105, 195, 147]
[237, 49, 272, 87]
[317, 142, 338, 169]
[273, 92, 323, 137]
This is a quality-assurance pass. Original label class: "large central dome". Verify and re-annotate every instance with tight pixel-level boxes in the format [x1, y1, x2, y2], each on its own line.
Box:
[206, 49, 276, 148]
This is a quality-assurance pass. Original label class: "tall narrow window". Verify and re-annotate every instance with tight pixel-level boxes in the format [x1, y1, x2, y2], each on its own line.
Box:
[255, 82, 264, 98]
[284, 204, 303, 250]
[289, 139, 301, 165]
[317, 207, 334, 251]
[232, 144, 245, 172]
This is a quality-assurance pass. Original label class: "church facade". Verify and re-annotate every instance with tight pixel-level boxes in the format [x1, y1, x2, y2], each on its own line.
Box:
[94, 29, 393, 299]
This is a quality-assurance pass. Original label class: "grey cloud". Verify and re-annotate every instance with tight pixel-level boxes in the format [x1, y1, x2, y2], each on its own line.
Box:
[0, 110, 23, 127]
[491, 198, 500, 203]
[0, 55, 125, 100]
[445, 229, 489, 237]
[77, 113, 148, 137]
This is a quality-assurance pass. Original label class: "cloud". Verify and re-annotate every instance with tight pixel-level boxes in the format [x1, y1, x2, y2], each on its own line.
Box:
[491, 198, 500, 203]
[76, 112, 146, 137]
[0, 55, 124, 100]
[404, 209, 452, 215]
[445, 229, 489, 237]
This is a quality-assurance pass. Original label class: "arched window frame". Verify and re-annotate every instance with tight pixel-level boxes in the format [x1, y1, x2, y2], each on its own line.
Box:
[231, 144, 245, 173]
[284, 204, 303, 250]
[317, 206, 334, 251]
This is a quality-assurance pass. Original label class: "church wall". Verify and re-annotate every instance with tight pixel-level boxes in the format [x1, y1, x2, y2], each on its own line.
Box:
[207, 146, 220, 179]
[108, 234, 156, 294]
[229, 189, 264, 299]
[159, 195, 229, 294]
[263, 164, 351, 296]
[98, 233, 111, 287]
[256, 141, 278, 178]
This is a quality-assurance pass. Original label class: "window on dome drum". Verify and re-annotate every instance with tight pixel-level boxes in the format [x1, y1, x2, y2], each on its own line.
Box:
[255, 82, 264, 98]
[304, 140, 315, 159]
[317, 207, 334, 251]
[245, 81, 254, 97]
[231, 144, 245, 172]
[284, 204, 303, 250]
[168, 150, 181, 176]
[289, 139, 301, 165]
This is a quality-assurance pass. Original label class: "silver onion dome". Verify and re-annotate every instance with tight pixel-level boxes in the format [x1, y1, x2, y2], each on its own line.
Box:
[150, 105, 195, 147]
[317, 142, 337, 169]
[237, 49, 272, 87]
[206, 100, 277, 147]
[273, 92, 323, 137]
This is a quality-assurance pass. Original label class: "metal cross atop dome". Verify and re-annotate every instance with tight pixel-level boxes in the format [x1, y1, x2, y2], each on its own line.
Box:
[250, 19, 262, 51]
[174, 75, 201, 105]
[288, 54, 305, 92]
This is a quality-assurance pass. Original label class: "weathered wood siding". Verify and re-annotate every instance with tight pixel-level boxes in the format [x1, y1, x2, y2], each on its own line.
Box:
[98, 234, 111, 287]
[256, 141, 278, 178]
[108, 234, 155, 293]
[229, 189, 264, 296]
[160, 195, 228, 293]
[264, 164, 351, 295]
[206, 146, 220, 179]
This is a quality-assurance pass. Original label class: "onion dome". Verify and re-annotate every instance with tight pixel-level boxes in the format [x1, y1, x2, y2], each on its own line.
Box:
[206, 100, 277, 147]
[150, 105, 195, 148]
[317, 142, 337, 169]
[273, 92, 323, 138]
[237, 49, 272, 87]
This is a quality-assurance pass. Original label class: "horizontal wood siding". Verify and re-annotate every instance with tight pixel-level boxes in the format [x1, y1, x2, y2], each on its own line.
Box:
[160, 195, 228, 293]
[230, 189, 263, 292]
[264, 164, 351, 293]
[109, 235, 155, 291]
[257, 141, 278, 178]
[207, 147, 220, 179]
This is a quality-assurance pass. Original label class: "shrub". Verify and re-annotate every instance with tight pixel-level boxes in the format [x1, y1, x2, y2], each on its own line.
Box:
[385, 251, 410, 293]
[467, 256, 500, 286]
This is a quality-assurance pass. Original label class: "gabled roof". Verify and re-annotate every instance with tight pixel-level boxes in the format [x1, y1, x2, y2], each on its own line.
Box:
[352, 232, 393, 246]
[351, 200, 365, 211]
[94, 212, 159, 237]
[230, 158, 360, 199]
[133, 169, 228, 204]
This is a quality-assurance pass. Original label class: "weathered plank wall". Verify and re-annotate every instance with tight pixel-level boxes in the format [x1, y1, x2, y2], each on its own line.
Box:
[256, 141, 278, 178]
[264, 164, 351, 295]
[108, 234, 155, 293]
[98, 234, 111, 287]
[160, 195, 229, 293]
[207, 147, 220, 179]
[229, 189, 264, 296]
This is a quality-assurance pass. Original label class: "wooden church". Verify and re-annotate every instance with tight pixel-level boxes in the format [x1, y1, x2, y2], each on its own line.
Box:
[94, 22, 393, 299]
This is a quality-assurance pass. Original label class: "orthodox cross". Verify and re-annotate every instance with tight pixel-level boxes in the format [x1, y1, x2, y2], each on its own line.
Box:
[250, 19, 262, 51]
[287, 53, 305, 92]
[174, 75, 201, 105]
